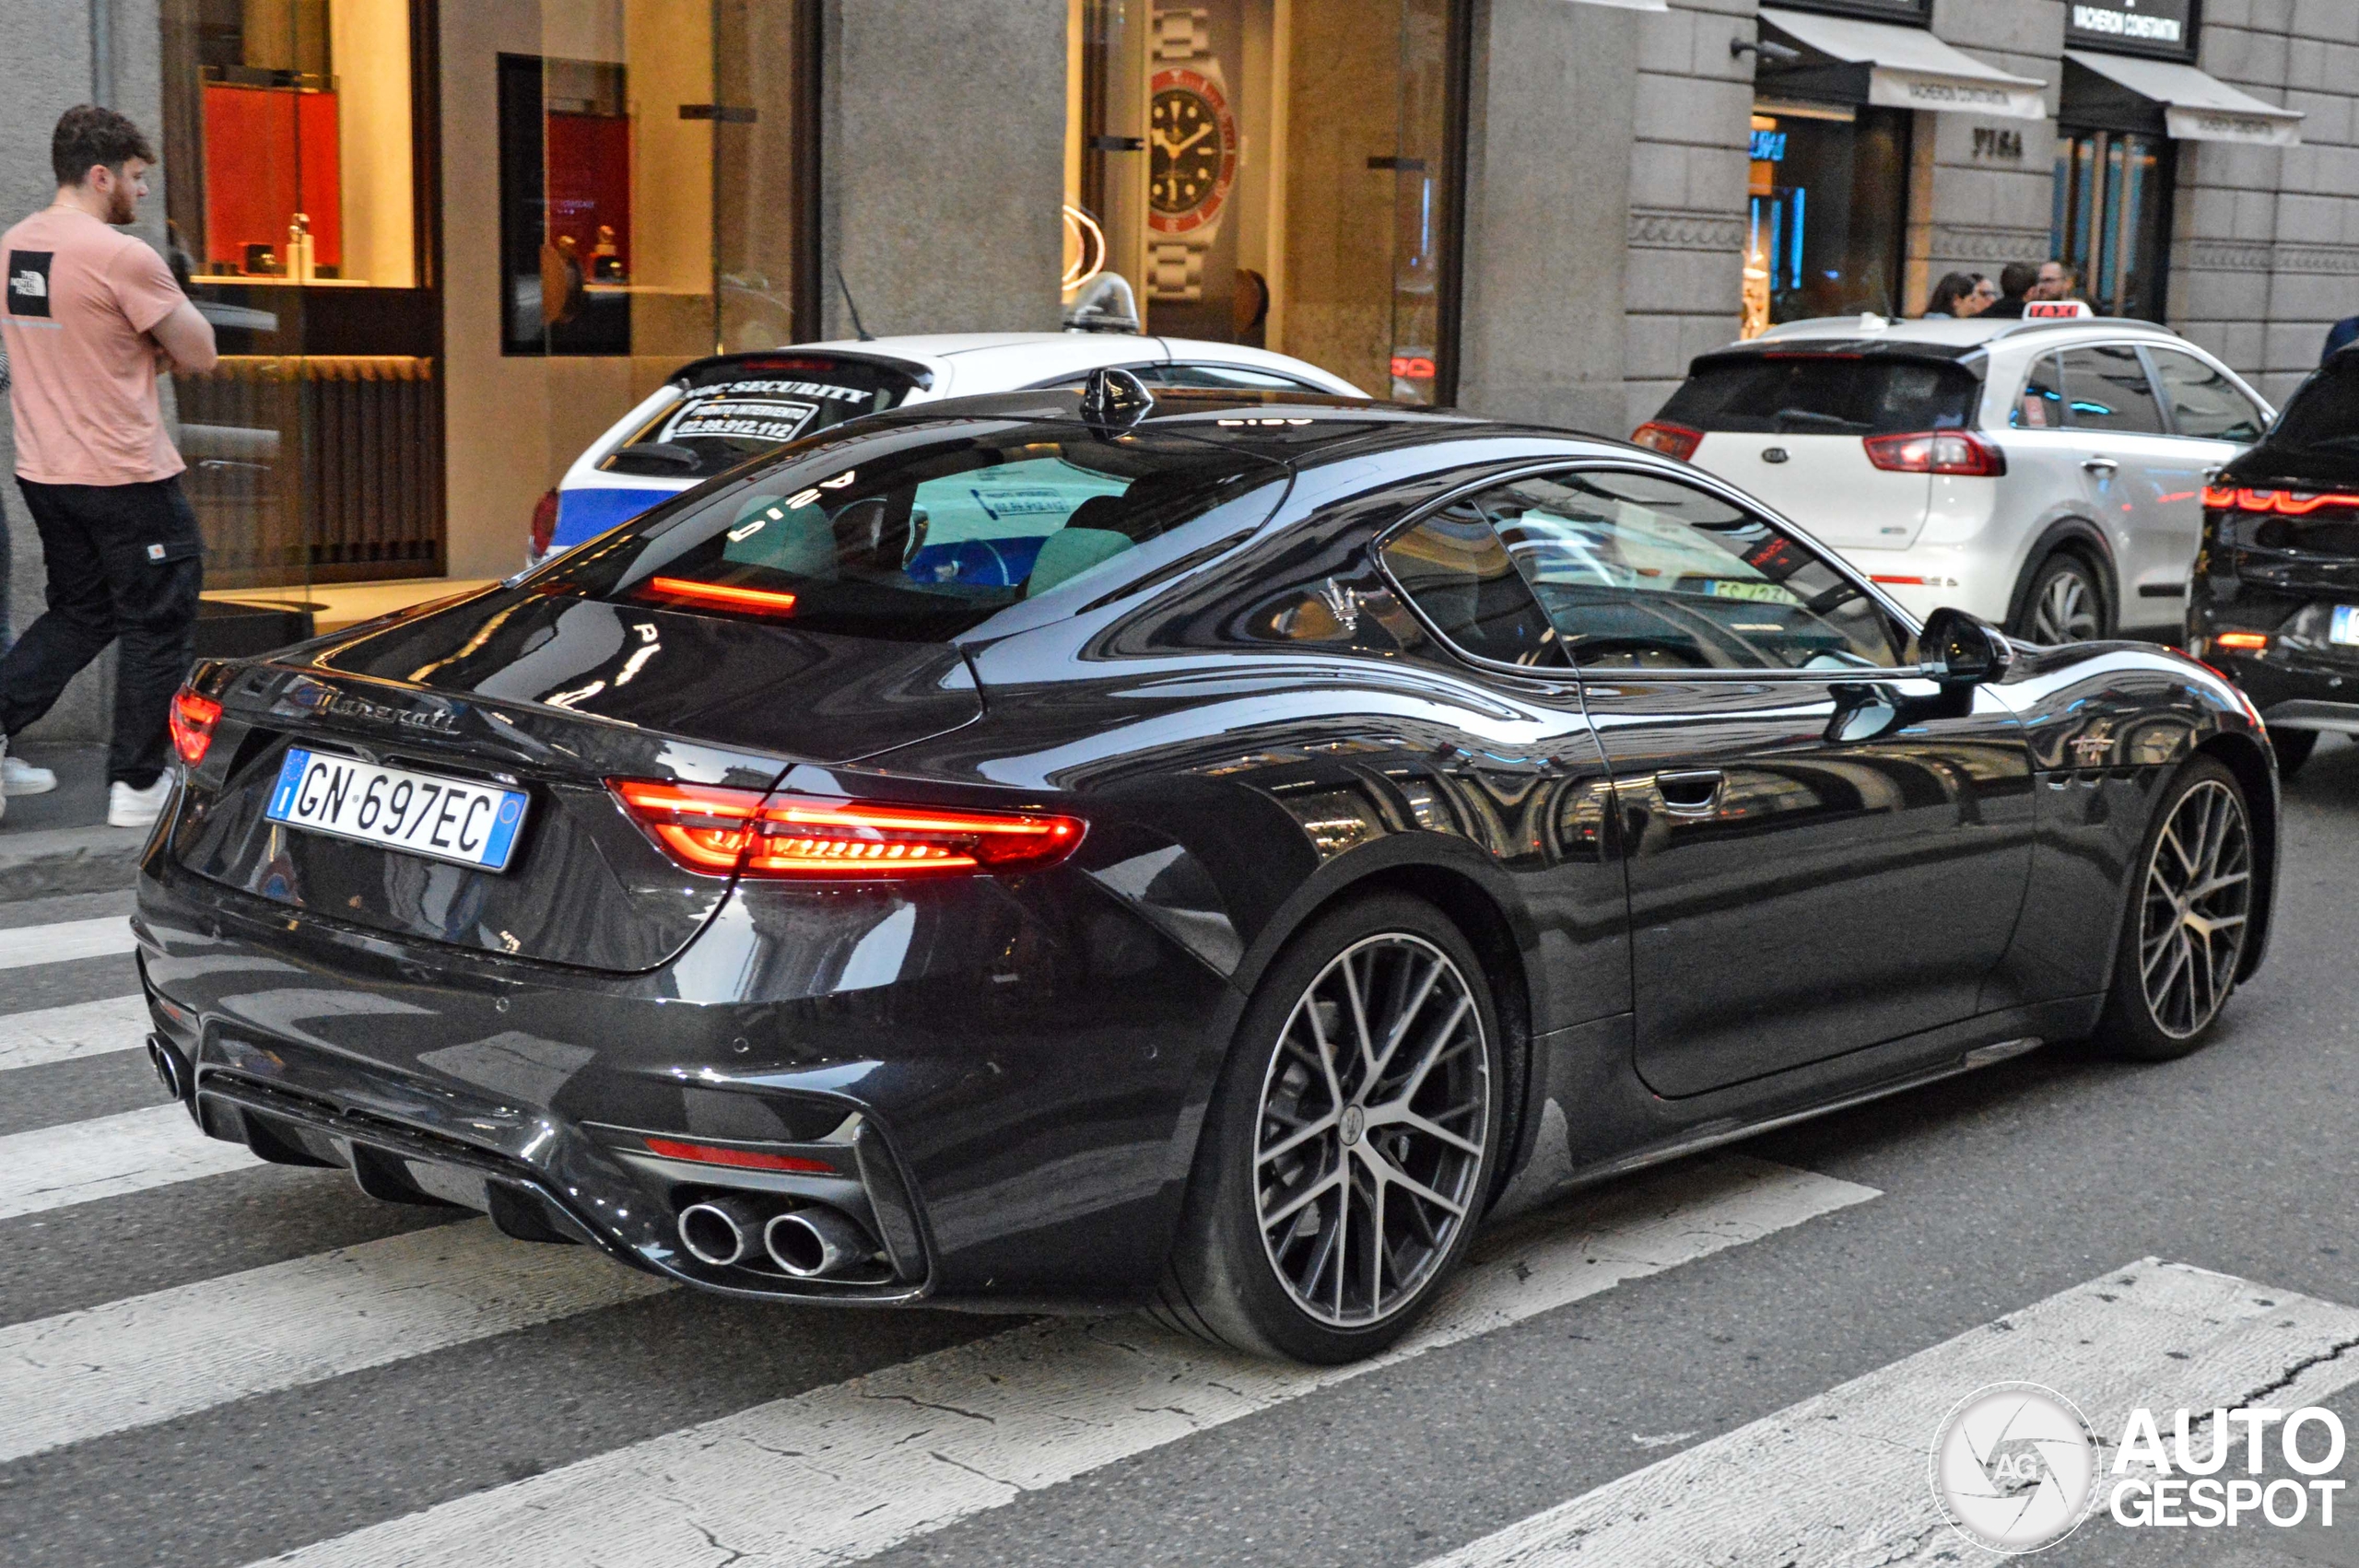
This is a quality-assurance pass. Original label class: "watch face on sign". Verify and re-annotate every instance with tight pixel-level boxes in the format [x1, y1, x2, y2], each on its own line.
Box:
[1147, 67, 1236, 234]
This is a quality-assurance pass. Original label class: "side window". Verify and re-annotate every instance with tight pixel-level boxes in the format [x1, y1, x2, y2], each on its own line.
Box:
[1458, 470, 1907, 672]
[1380, 501, 1566, 669]
[2060, 345, 2167, 435]
[2015, 354, 2067, 429]
[2148, 349, 2267, 442]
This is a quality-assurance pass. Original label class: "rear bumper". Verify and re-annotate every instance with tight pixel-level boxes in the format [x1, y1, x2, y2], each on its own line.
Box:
[134, 829, 1246, 1310]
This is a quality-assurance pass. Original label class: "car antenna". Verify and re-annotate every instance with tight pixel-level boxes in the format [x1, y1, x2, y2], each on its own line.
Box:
[836, 268, 876, 342]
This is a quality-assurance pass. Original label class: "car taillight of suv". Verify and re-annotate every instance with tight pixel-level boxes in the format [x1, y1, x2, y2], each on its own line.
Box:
[1862, 430, 2008, 477]
[1630, 421, 1702, 462]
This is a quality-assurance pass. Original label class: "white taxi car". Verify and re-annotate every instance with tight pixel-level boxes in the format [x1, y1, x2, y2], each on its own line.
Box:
[533, 333, 1363, 563]
[1635, 305, 2272, 642]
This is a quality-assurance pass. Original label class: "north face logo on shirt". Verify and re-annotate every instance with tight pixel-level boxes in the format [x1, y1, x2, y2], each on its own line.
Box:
[6, 251, 53, 317]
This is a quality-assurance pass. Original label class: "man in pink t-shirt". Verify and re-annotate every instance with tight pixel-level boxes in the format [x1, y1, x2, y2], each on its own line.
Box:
[0, 105, 217, 829]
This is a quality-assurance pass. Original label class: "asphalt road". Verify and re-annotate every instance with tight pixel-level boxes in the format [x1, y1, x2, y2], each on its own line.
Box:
[6, 738, 2359, 1567]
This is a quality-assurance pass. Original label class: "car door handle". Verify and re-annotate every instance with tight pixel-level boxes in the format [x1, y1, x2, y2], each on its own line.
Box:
[1655, 769, 1725, 815]
[2083, 456, 2119, 474]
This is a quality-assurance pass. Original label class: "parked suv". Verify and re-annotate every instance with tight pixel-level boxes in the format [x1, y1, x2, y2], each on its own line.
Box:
[1636, 309, 2272, 643]
[2188, 345, 2359, 776]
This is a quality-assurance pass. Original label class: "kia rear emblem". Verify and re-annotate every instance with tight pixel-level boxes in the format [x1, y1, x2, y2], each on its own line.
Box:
[1763, 447, 1790, 464]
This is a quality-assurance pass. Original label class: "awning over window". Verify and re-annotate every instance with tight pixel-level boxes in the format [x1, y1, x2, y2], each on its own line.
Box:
[2063, 50, 2303, 146]
[1757, 8, 2048, 123]
[1558, 0, 1670, 10]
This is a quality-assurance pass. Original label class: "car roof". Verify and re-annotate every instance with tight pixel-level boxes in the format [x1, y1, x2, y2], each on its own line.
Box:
[700, 333, 1367, 394]
[1736, 313, 2192, 359]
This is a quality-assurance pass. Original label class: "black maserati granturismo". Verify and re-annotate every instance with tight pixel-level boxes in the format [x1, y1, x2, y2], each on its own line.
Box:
[137, 375, 2278, 1363]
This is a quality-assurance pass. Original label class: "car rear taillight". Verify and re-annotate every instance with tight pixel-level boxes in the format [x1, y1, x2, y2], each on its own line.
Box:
[529, 487, 559, 559]
[1862, 430, 2006, 476]
[169, 687, 222, 766]
[2212, 631, 2271, 651]
[1631, 422, 1703, 462]
[611, 779, 1085, 879]
[2201, 486, 2359, 514]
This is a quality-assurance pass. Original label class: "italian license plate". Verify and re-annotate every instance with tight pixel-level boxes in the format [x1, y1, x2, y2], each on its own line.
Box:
[264, 748, 529, 872]
[2333, 605, 2359, 646]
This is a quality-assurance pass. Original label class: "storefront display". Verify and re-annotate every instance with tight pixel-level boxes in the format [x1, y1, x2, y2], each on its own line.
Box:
[1068, 0, 1467, 403]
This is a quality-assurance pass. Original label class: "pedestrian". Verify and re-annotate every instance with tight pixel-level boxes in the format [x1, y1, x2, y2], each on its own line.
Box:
[0, 105, 217, 828]
[2035, 259, 2073, 302]
[1968, 274, 2000, 314]
[1979, 262, 2042, 320]
[1922, 272, 1980, 318]
[2323, 312, 2358, 365]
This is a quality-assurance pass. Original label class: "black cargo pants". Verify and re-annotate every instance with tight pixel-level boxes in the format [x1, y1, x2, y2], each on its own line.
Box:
[0, 475, 204, 788]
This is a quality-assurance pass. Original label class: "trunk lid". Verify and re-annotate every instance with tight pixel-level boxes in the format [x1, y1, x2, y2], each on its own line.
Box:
[1691, 432, 1935, 551]
[172, 587, 982, 972]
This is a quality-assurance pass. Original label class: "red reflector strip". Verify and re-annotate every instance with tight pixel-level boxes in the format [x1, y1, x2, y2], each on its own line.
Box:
[645, 577, 799, 614]
[642, 1136, 837, 1174]
[1870, 575, 1931, 586]
[2213, 631, 2271, 650]
[170, 687, 223, 767]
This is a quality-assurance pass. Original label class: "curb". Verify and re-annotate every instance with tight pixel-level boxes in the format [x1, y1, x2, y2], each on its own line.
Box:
[0, 823, 150, 901]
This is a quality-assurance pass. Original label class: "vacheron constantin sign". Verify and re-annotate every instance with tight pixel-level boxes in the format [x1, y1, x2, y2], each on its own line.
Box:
[1145, 7, 1238, 304]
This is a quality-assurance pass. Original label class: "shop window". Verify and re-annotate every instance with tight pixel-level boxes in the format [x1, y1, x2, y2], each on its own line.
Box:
[499, 2, 817, 360]
[160, 0, 439, 593]
[1744, 107, 1910, 336]
[1068, 0, 1467, 404]
[2053, 129, 2172, 321]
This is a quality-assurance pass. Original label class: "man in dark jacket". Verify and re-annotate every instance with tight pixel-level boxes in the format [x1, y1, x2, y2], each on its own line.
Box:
[1978, 262, 2043, 321]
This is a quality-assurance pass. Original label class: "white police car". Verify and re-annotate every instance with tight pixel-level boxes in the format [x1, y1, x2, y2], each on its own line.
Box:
[532, 333, 1364, 563]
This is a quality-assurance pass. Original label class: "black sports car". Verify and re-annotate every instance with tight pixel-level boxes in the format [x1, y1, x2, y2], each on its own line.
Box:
[2189, 345, 2359, 778]
[137, 376, 2278, 1363]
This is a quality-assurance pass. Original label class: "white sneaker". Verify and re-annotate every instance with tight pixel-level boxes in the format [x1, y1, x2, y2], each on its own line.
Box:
[108, 776, 175, 829]
[2, 752, 58, 797]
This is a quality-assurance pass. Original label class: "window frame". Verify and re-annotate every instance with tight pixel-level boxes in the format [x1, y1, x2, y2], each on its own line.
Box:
[1368, 458, 1924, 685]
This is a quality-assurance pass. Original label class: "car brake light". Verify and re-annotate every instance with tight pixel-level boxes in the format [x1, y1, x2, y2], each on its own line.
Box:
[169, 687, 222, 766]
[612, 779, 1086, 879]
[529, 487, 559, 558]
[1862, 430, 2006, 477]
[641, 1136, 837, 1174]
[2203, 486, 2359, 514]
[643, 577, 800, 615]
[2213, 631, 2271, 650]
[1631, 422, 1703, 462]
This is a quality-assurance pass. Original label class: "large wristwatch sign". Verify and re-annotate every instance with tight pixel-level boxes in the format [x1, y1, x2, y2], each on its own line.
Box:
[2066, 0, 2198, 59]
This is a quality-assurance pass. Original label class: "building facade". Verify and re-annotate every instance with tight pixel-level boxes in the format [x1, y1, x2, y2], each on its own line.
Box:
[6, 0, 2353, 740]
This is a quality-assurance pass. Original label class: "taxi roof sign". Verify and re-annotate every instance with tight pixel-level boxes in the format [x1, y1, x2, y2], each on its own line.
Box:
[2023, 299, 2094, 320]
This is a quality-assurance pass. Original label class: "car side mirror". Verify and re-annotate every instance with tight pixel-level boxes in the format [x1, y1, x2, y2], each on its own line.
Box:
[1919, 606, 2014, 686]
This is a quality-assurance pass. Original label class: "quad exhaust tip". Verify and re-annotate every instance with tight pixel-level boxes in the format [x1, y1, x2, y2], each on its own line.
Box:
[765, 1206, 873, 1279]
[675, 1196, 769, 1267]
[147, 1037, 185, 1101]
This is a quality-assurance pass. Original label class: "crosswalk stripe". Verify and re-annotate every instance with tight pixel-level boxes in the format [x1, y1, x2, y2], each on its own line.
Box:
[0, 915, 136, 972]
[0, 993, 150, 1071]
[1414, 1258, 2359, 1568]
[0, 1103, 254, 1221]
[245, 1153, 1878, 1568]
[0, 1218, 674, 1462]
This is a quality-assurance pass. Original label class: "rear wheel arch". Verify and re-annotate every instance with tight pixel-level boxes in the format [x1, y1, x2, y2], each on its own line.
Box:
[2006, 520, 2118, 638]
[1220, 850, 1540, 1211]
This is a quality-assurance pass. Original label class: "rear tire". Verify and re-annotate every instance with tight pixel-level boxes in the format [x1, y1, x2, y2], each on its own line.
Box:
[2012, 552, 2110, 644]
[2271, 728, 2317, 779]
[1153, 894, 1503, 1363]
[2090, 756, 2255, 1061]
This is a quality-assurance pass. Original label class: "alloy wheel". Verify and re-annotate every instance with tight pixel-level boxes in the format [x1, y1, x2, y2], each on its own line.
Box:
[2138, 778, 2252, 1039]
[2034, 566, 2102, 643]
[1253, 933, 1490, 1328]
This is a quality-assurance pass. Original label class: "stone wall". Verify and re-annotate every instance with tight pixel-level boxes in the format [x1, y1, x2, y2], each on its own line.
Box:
[2176, 0, 2359, 406]
[1917, 0, 2062, 307]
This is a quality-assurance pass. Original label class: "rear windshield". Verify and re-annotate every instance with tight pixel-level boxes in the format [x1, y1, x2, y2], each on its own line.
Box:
[1657, 355, 1981, 436]
[600, 356, 927, 480]
[547, 420, 1289, 641]
[2247, 357, 2359, 482]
